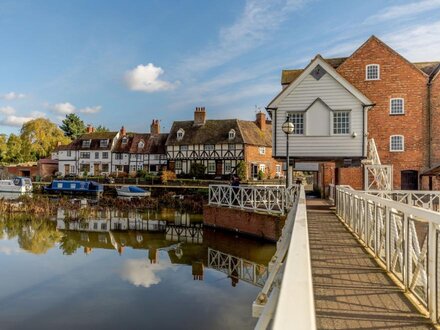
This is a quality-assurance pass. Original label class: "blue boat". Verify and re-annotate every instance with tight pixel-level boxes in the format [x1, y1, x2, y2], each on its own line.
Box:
[43, 180, 104, 195]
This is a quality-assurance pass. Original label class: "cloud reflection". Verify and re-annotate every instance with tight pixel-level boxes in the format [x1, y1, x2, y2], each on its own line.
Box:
[120, 259, 169, 288]
[0, 246, 22, 255]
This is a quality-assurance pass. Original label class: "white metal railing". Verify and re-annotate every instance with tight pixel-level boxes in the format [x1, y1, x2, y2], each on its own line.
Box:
[252, 186, 315, 329]
[367, 190, 440, 212]
[336, 185, 440, 323]
[329, 183, 336, 204]
[364, 139, 393, 190]
[208, 184, 299, 215]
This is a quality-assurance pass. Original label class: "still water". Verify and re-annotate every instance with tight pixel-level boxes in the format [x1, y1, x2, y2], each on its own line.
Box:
[0, 208, 275, 330]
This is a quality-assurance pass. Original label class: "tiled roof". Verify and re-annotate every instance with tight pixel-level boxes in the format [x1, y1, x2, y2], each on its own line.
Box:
[413, 62, 440, 76]
[166, 119, 272, 147]
[113, 133, 169, 154]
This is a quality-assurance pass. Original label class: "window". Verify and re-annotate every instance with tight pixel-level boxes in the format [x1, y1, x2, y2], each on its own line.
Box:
[115, 154, 123, 160]
[138, 141, 144, 149]
[204, 144, 214, 151]
[100, 139, 109, 148]
[228, 144, 235, 151]
[93, 223, 98, 230]
[366, 64, 380, 80]
[67, 150, 71, 157]
[390, 135, 404, 151]
[229, 129, 236, 140]
[259, 164, 266, 172]
[135, 154, 142, 160]
[287, 113, 304, 134]
[70, 165, 75, 173]
[180, 145, 188, 151]
[80, 164, 90, 172]
[276, 165, 281, 175]
[103, 152, 109, 159]
[225, 161, 232, 173]
[82, 140, 91, 148]
[177, 128, 185, 140]
[80, 152, 90, 159]
[95, 152, 99, 159]
[101, 223, 107, 230]
[122, 136, 128, 145]
[390, 98, 404, 115]
[333, 111, 350, 134]
[207, 160, 215, 173]
[259, 147, 266, 155]
[175, 160, 182, 170]
[102, 164, 109, 172]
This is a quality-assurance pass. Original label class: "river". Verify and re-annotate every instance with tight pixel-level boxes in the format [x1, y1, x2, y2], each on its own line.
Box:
[0, 208, 275, 330]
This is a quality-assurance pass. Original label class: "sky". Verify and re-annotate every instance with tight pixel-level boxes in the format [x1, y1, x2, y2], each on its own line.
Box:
[0, 0, 440, 135]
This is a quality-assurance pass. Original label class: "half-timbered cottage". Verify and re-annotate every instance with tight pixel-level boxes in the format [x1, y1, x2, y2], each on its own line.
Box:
[166, 107, 280, 179]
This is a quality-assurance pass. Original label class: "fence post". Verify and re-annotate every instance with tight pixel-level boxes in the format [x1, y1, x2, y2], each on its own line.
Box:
[428, 221, 437, 323]
[385, 205, 391, 272]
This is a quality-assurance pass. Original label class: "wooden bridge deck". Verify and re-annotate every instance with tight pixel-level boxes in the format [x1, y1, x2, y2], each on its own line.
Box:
[307, 199, 434, 329]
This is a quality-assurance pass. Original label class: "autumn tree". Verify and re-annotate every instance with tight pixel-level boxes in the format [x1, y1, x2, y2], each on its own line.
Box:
[4, 134, 24, 163]
[60, 113, 86, 139]
[20, 118, 71, 160]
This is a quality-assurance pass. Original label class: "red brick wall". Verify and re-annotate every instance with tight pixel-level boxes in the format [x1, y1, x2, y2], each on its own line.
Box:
[337, 37, 429, 189]
[431, 74, 440, 167]
[337, 167, 363, 190]
[203, 205, 285, 242]
[319, 162, 335, 197]
[6, 165, 39, 178]
[244, 145, 281, 179]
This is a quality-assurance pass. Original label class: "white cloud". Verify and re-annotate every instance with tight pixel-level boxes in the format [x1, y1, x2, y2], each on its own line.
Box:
[0, 106, 16, 115]
[180, 0, 306, 73]
[50, 102, 102, 115]
[0, 246, 22, 255]
[51, 102, 76, 115]
[120, 258, 169, 288]
[0, 92, 26, 100]
[383, 21, 440, 61]
[125, 63, 179, 93]
[0, 115, 35, 127]
[365, 0, 440, 24]
[79, 106, 102, 114]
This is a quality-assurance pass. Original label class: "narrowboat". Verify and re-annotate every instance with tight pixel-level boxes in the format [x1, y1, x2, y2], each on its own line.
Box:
[0, 177, 32, 193]
[116, 186, 151, 197]
[43, 180, 103, 195]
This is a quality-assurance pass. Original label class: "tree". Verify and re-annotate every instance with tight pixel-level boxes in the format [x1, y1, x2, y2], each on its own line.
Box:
[20, 118, 71, 160]
[95, 125, 109, 132]
[189, 163, 206, 178]
[4, 133, 24, 163]
[0, 134, 7, 162]
[60, 114, 86, 139]
[236, 161, 247, 181]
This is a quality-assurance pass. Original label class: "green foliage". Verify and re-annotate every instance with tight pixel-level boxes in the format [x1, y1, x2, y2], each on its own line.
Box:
[4, 134, 24, 163]
[236, 161, 247, 181]
[95, 125, 109, 132]
[189, 163, 206, 178]
[60, 114, 86, 139]
[258, 169, 265, 180]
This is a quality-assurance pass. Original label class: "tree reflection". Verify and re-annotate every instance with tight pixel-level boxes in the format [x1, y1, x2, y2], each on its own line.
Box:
[59, 235, 81, 255]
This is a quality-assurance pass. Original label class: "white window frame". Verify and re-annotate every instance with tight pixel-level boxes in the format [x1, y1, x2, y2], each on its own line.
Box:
[67, 150, 71, 157]
[175, 160, 182, 170]
[180, 145, 188, 151]
[228, 144, 235, 151]
[259, 147, 266, 155]
[287, 112, 305, 135]
[204, 144, 215, 151]
[82, 140, 91, 148]
[332, 111, 351, 135]
[138, 141, 145, 149]
[390, 135, 404, 152]
[366, 64, 380, 80]
[259, 164, 266, 172]
[207, 160, 215, 173]
[276, 165, 281, 175]
[121, 137, 128, 145]
[95, 152, 99, 159]
[390, 98, 405, 115]
[100, 139, 109, 148]
[177, 128, 185, 140]
[224, 160, 232, 173]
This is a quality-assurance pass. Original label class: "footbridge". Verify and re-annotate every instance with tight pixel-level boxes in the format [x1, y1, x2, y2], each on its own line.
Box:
[208, 184, 440, 329]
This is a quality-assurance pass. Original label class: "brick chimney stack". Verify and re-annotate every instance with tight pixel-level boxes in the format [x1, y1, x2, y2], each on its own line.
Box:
[120, 126, 126, 136]
[256, 111, 266, 131]
[86, 125, 94, 133]
[150, 119, 160, 135]
[194, 107, 206, 126]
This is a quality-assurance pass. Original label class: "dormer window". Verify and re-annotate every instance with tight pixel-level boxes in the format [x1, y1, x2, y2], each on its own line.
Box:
[100, 139, 109, 148]
[121, 136, 128, 145]
[366, 64, 380, 80]
[138, 140, 145, 149]
[82, 140, 91, 148]
[229, 129, 236, 140]
[177, 128, 185, 140]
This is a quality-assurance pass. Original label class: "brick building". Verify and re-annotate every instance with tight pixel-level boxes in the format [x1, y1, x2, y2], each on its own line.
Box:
[166, 107, 281, 180]
[269, 35, 440, 191]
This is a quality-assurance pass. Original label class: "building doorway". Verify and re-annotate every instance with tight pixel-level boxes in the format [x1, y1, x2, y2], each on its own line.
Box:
[251, 164, 258, 180]
[216, 161, 222, 176]
[401, 170, 418, 190]
[64, 164, 70, 174]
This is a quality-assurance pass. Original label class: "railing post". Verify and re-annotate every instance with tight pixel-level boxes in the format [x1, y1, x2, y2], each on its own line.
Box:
[403, 214, 410, 289]
[428, 221, 437, 323]
[385, 205, 391, 272]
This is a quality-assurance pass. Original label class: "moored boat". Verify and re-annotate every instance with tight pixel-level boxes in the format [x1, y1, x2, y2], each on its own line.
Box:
[0, 177, 32, 193]
[116, 186, 150, 197]
[43, 180, 103, 195]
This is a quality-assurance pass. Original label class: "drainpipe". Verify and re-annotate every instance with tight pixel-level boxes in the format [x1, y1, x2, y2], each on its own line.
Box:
[428, 81, 432, 168]
[266, 107, 278, 157]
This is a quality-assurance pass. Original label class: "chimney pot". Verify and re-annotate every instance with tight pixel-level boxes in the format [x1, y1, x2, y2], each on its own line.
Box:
[150, 119, 160, 135]
[120, 126, 126, 136]
[86, 125, 94, 133]
[194, 106, 206, 126]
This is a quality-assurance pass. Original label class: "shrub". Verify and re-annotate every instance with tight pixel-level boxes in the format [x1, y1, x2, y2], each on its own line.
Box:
[258, 169, 265, 180]
[161, 170, 176, 183]
[189, 163, 206, 179]
[236, 161, 247, 181]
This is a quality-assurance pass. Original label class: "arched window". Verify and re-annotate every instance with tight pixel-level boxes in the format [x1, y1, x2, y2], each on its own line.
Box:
[177, 128, 185, 140]
[229, 129, 235, 140]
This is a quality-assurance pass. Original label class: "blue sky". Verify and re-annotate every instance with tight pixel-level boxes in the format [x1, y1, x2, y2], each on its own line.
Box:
[0, 0, 440, 135]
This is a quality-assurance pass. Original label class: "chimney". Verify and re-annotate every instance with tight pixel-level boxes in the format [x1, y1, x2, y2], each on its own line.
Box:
[194, 107, 206, 126]
[256, 111, 266, 131]
[150, 119, 160, 135]
[120, 126, 126, 136]
[86, 125, 94, 133]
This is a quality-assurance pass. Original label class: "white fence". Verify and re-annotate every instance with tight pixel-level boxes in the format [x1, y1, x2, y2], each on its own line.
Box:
[208, 184, 298, 215]
[336, 185, 440, 323]
[252, 186, 316, 329]
[367, 190, 440, 212]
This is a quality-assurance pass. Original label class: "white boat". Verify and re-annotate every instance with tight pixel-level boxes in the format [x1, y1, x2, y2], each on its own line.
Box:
[0, 177, 32, 193]
[116, 186, 151, 197]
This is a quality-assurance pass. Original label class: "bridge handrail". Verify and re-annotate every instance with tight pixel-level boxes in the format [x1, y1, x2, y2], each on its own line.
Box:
[366, 190, 440, 212]
[208, 184, 299, 215]
[336, 185, 440, 323]
[253, 186, 316, 329]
